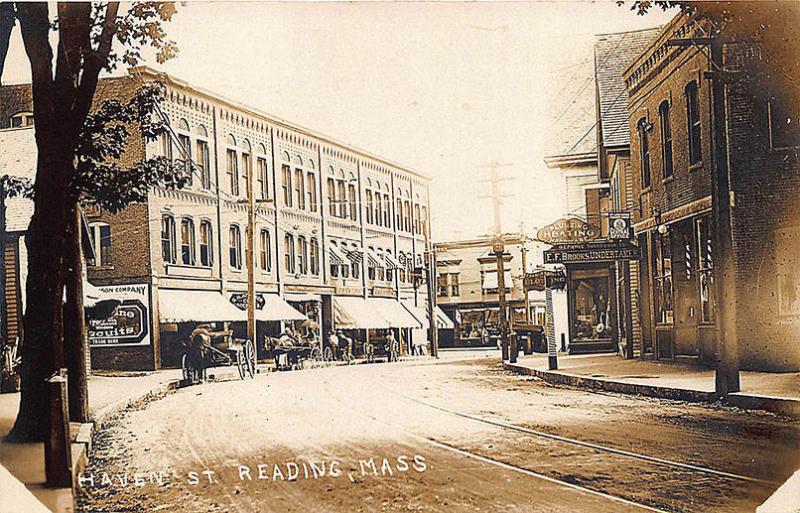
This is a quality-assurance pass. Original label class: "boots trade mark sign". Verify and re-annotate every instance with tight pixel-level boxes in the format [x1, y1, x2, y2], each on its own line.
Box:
[88, 283, 150, 347]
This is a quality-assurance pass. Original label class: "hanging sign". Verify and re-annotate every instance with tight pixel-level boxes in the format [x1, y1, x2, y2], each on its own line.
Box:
[537, 218, 601, 244]
[524, 270, 567, 291]
[608, 212, 633, 240]
[88, 283, 150, 347]
[230, 292, 266, 311]
[544, 240, 641, 264]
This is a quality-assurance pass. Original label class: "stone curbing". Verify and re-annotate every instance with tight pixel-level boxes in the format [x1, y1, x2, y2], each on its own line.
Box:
[504, 362, 800, 418]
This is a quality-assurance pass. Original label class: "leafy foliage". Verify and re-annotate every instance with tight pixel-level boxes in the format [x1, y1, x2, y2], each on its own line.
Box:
[71, 83, 190, 213]
[0, 174, 33, 199]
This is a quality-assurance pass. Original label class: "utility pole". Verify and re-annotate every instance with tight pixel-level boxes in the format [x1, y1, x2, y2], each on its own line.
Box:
[666, 36, 740, 394]
[246, 155, 256, 344]
[478, 161, 514, 361]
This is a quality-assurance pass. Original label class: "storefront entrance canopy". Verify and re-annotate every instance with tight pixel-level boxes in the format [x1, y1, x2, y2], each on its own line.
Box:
[257, 294, 307, 321]
[370, 297, 421, 328]
[402, 303, 455, 329]
[334, 296, 390, 329]
[160, 289, 245, 323]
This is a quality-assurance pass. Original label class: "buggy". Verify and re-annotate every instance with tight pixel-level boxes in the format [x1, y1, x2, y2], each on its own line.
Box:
[181, 327, 256, 383]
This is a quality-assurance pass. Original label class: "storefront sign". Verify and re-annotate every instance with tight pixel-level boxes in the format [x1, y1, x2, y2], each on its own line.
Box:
[537, 218, 601, 244]
[608, 212, 633, 240]
[544, 241, 640, 264]
[230, 292, 266, 311]
[88, 283, 150, 347]
[523, 270, 567, 291]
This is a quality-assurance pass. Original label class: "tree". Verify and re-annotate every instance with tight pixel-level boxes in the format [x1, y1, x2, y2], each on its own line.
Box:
[0, 2, 180, 442]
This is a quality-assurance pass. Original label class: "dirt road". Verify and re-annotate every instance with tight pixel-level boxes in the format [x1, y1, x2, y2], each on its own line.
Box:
[78, 352, 799, 512]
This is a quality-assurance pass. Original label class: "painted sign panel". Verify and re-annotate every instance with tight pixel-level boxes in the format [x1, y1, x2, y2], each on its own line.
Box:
[537, 218, 601, 244]
[608, 212, 633, 240]
[524, 270, 567, 291]
[230, 292, 266, 311]
[88, 283, 150, 347]
[544, 241, 641, 264]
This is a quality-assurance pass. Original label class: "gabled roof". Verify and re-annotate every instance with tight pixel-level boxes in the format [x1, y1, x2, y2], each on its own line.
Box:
[545, 57, 598, 160]
[0, 127, 36, 232]
[594, 27, 661, 149]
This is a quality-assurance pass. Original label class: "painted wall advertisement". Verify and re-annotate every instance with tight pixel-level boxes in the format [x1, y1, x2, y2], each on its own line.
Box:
[88, 283, 151, 347]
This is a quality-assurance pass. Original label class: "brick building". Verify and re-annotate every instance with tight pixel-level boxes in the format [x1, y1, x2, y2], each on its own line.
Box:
[624, 13, 800, 371]
[0, 67, 434, 370]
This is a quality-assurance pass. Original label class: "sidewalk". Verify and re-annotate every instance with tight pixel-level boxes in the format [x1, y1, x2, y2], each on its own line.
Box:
[505, 353, 800, 416]
[0, 369, 182, 513]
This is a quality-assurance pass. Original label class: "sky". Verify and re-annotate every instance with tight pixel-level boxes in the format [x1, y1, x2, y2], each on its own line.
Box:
[2, 1, 676, 241]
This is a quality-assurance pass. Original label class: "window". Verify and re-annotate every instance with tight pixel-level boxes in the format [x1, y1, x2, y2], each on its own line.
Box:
[177, 133, 192, 185]
[373, 190, 382, 226]
[414, 204, 421, 234]
[338, 180, 347, 218]
[396, 198, 403, 228]
[768, 96, 800, 149]
[383, 194, 391, 227]
[365, 191, 374, 224]
[226, 149, 239, 196]
[310, 238, 320, 276]
[284, 233, 295, 274]
[686, 82, 702, 165]
[159, 131, 173, 160]
[229, 225, 242, 270]
[421, 206, 428, 237]
[696, 216, 715, 322]
[659, 101, 673, 179]
[403, 200, 411, 232]
[637, 118, 651, 190]
[351, 244, 360, 279]
[10, 111, 34, 127]
[375, 249, 385, 281]
[241, 152, 251, 197]
[257, 157, 269, 200]
[196, 140, 211, 190]
[297, 236, 308, 275]
[88, 223, 112, 267]
[653, 230, 673, 324]
[330, 242, 340, 278]
[259, 229, 271, 272]
[295, 168, 305, 209]
[327, 178, 337, 216]
[180, 218, 195, 266]
[437, 273, 448, 297]
[161, 215, 177, 264]
[282, 164, 292, 207]
[451, 273, 460, 296]
[199, 220, 213, 267]
[348, 183, 357, 221]
[307, 172, 317, 212]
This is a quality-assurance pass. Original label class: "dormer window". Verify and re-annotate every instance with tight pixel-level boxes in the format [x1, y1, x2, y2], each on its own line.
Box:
[10, 112, 34, 128]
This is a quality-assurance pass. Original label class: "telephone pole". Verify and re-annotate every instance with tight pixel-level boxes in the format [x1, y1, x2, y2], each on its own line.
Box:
[478, 161, 514, 361]
[246, 155, 256, 344]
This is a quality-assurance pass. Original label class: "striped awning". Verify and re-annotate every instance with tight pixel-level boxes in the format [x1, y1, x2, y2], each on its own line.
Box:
[382, 252, 401, 270]
[346, 248, 363, 264]
[365, 248, 385, 268]
[328, 244, 347, 265]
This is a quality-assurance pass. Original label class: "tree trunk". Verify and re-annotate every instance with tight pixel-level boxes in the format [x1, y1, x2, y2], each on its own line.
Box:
[6, 148, 71, 442]
[64, 203, 88, 423]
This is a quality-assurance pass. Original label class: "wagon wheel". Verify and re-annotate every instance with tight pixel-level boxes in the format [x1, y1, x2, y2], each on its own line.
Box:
[390, 341, 400, 363]
[236, 349, 246, 380]
[343, 349, 354, 365]
[323, 346, 333, 363]
[310, 346, 322, 363]
[181, 354, 192, 382]
[244, 340, 257, 378]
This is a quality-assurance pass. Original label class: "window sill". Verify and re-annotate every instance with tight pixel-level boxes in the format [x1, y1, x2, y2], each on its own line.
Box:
[661, 175, 674, 185]
[90, 265, 115, 271]
[640, 187, 652, 195]
[688, 162, 703, 172]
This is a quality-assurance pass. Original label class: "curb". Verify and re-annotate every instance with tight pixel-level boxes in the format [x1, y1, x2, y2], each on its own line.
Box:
[503, 362, 717, 402]
[504, 363, 800, 418]
[757, 469, 800, 513]
[69, 378, 185, 511]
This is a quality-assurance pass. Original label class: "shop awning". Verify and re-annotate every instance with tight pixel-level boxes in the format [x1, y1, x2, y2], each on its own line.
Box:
[369, 298, 421, 328]
[482, 270, 513, 290]
[257, 294, 307, 321]
[435, 306, 455, 329]
[333, 296, 390, 329]
[382, 252, 401, 270]
[328, 245, 347, 265]
[365, 248, 385, 268]
[159, 289, 246, 323]
[402, 303, 455, 329]
[345, 248, 362, 264]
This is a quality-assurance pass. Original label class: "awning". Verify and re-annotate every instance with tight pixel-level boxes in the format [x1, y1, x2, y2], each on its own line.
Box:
[345, 248, 362, 264]
[328, 245, 347, 265]
[159, 289, 246, 323]
[283, 292, 322, 302]
[435, 306, 455, 329]
[482, 270, 513, 290]
[382, 252, 401, 270]
[402, 303, 455, 329]
[365, 248, 385, 268]
[369, 298, 421, 328]
[333, 296, 390, 329]
[257, 294, 307, 321]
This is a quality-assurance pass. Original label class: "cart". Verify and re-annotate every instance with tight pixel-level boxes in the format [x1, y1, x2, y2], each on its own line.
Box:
[267, 337, 323, 371]
[181, 329, 257, 383]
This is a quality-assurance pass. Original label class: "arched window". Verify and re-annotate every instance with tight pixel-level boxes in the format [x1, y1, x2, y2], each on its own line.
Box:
[403, 199, 411, 232]
[159, 115, 173, 160]
[367, 246, 376, 281]
[284, 233, 295, 274]
[365, 190, 374, 224]
[310, 238, 320, 276]
[226, 136, 239, 196]
[637, 118, 651, 190]
[685, 81, 702, 165]
[297, 236, 308, 275]
[382, 192, 390, 227]
[396, 197, 403, 229]
[88, 222, 111, 267]
[337, 170, 347, 218]
[175, 119, 193, 185]
[229, 224, 242, 270]
[294, 160, 305, 210]
[327, 175, 337, 216]
[196, 124, 208, 138]
[348, 174, 357, 221]
[351, 243, 360, 279]
[199, 220, 213, 267]
[195, 127, 211, 190]
[376, 248, 385, 281]
[259, 229, 271, 272]
[180, 217, 195, 266]
[256, 147, 269, 200]
[241, 139, 252, 196]
[161, 215, 177, 264]
[414, 204, 421, 234]
[385, 250, 394, 283]
[659, 101, 674, 179]
[306, 171, 317, 212]
[421, 206, 428, 237]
